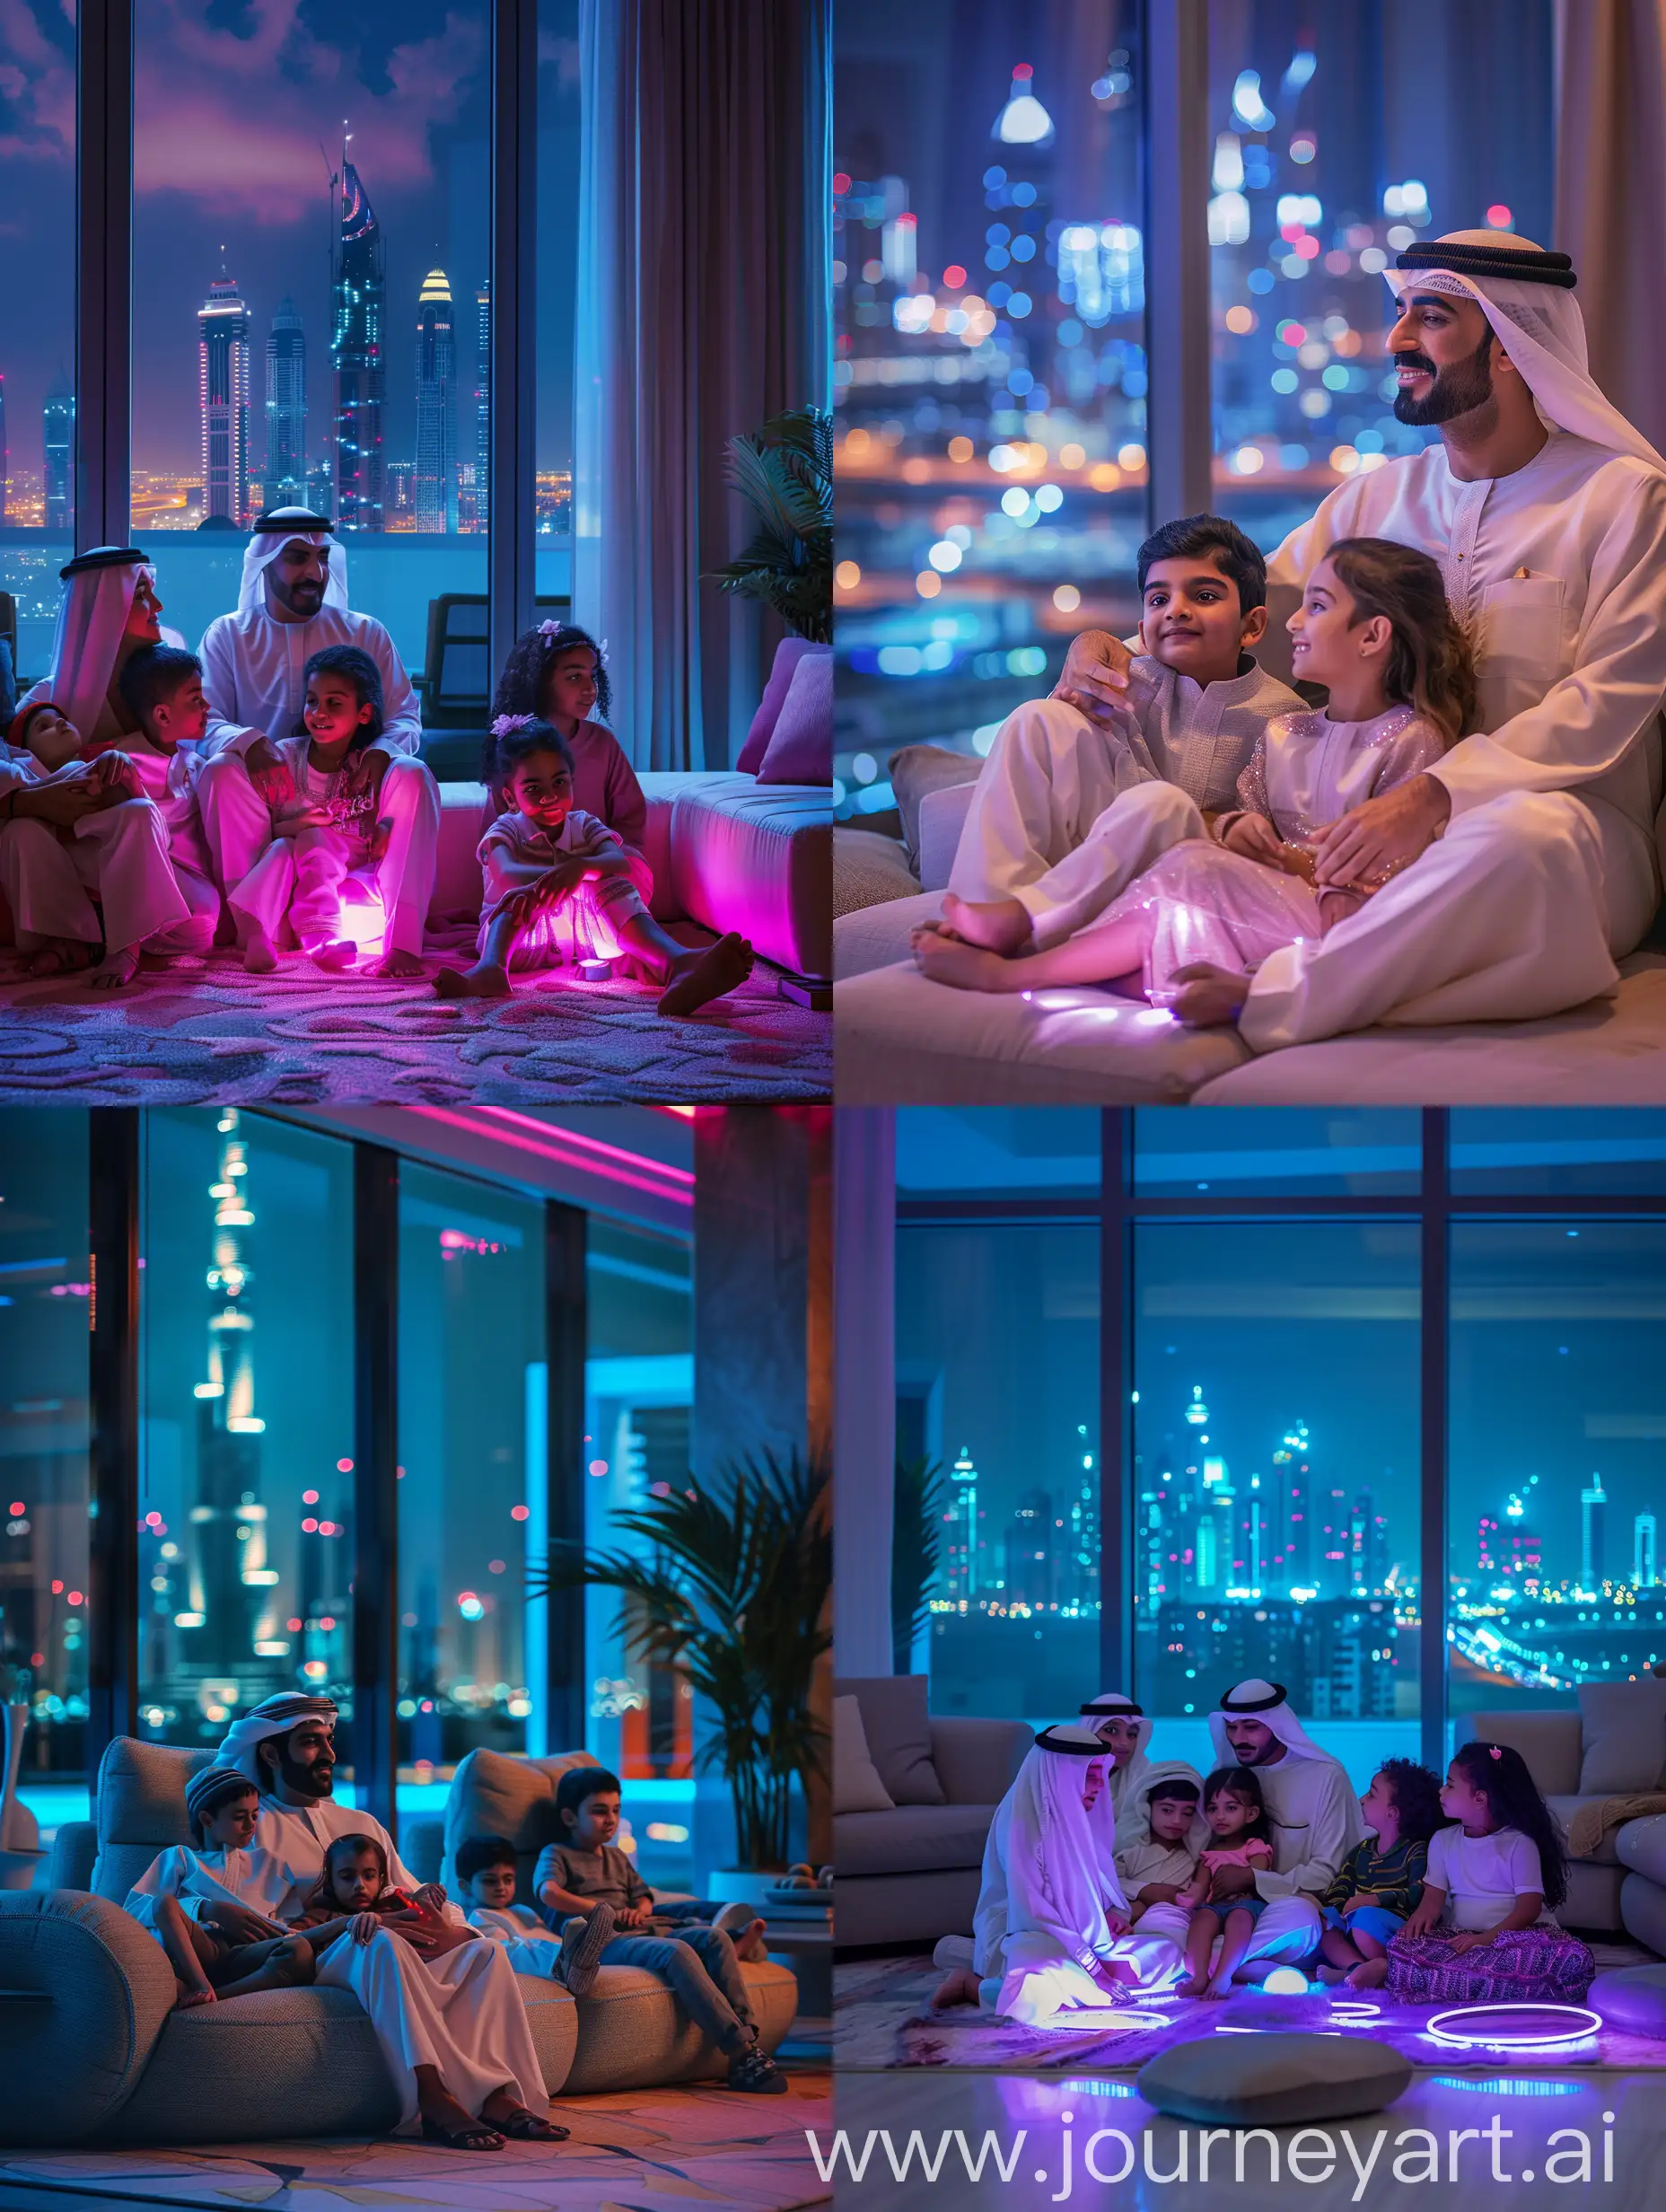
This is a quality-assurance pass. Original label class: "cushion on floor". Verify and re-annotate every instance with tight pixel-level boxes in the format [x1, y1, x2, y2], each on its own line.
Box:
[1588, 1962, 1666, 2036]
[835, 1804, 1001, 1879]
[1136, 2032, 1414, 2126]
[666, 775, 831, 977]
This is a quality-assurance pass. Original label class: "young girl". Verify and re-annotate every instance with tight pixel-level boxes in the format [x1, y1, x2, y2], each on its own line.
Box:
[1387, 1742, 1596, 2004]
[294, 1831, 438, 1954]
[916, 538, 1474, 1025]
[489, 623, 646, 861]
[230, 645, 435, 979]
[434, 720, 753, 1014]
[124, 1765, 315, 2009]
[1317, 1756, 1444, 1988]
[1177, 1767, 1276, 1999]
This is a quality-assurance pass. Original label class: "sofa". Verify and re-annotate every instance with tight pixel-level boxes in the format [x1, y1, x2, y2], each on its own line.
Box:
[0, 1736, 796, 2148]
[833, 1675, 1030, 1950]
[834, 768, 1666, 1103]
[1467, 1681, 1666, 1947]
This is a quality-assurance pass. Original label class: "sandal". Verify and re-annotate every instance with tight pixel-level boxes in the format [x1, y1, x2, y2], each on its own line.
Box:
[490, 2106, 570, 2142]
[726, 2046, 788, 2094]
[421, 2115, 505, 2152]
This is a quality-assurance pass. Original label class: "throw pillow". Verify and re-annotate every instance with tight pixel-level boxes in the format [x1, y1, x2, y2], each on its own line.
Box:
[758, 648, 832, 784]
[834, 827, 920, 917]
[834, 1696, 896, 1814]
[1137, 2032, 1413, 2126]
[888, 743, 981, 872]
[737, 635, 820, 774]
[1579, 1678, 1666, 1793]
[833, 1674, 946, 1805]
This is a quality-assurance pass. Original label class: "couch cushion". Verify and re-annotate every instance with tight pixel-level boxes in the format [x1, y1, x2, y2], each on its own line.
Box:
[835, 1696, 896, 1814]
[834, 1803, 997, 1878]
[1547, 1795, 1628, 1865]
[1579, 1679, 1666, 1793]
[1616, 1811, 1666, 1884]
[92, 1738, 206, 1903]
[1464, 1709, 1583, 1799]
[836, 887, 943, 979]
[835, 1676, 944, 1804]
[1589, 1962, 1666, 2036]
[442, 1745, 602, 1905]
[667, 774, 831, 977]
[1137, 2032, 1413, 2126]
[561, 1959, 797, 2094]
[737, 636, 821, 775]
[0, 1892, 177, 2146]
[835, 827, 919, 917]
[835, 961, 1250, 1102]
[758, 649, 832, 784]
[917, 778, 978, 891]
[889, 744, 979, 874]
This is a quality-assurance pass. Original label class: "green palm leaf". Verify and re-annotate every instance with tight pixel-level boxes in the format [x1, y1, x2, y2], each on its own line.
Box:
[706, 405, 835, 645]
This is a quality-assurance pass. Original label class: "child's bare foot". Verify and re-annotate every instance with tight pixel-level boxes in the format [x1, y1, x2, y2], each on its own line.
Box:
[1170, 961, 1250, 1026]
[307, 939, 357, 972]
[1346, 1957, 1389, 1989]
[243, 932, 278, 974]
[175, 1980, 216, 2009]
[915, 934, 1026, 993]
[726, 1915, 768, 1963]
[26, 940, 92, 979]
[931, 1968, 981, 2011]
[90, 945, 143, 990]
[1177, 1975, 1212, 2001]
[941, 891, 1033, 955]
[1316, 1962, 1350, 1986]
[1201, 1976, 1233, 2000]
[374, 947, 425, 979]
[434, 961, 512, 999]
[658, 932, 753, 1015]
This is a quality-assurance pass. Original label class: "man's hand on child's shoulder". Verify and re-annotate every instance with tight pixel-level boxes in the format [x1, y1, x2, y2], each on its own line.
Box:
[1052, 629, 1132, 724]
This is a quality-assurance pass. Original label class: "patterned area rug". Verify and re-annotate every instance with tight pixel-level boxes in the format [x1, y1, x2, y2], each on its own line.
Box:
[836, 1951, 1666, 2075]
[0, 931, 829, 1105]
[0, 2075, 832, 2210]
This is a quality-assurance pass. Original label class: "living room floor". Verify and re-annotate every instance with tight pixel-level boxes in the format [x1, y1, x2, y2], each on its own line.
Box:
[0, 2066, 833, 2212]
[0, 927, 830, 1105]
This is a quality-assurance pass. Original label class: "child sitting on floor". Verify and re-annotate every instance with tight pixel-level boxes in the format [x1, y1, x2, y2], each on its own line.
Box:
[1176, 1766, 1276, 1999]
[123, 1765, 314, 2009]
[434, 719, 753, 1014]
[533, 1766, 785, 2092]
[1388, 1742, 1595, 2004]
[1317, 1756, 1443, 1988]
[228, 646, 435, 979]
[488, 623, 647, 865]
[1114, 1775, 1200, 1923]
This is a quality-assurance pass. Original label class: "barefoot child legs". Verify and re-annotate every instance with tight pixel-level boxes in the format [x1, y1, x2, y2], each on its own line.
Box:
[915, 902, 1154, 996]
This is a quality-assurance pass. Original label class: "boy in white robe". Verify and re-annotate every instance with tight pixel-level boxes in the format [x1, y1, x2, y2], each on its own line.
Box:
[1115, 1777, 1201, 1921]
[452, 1832, 618, 1996]
[213, 1692, 565, 2150]
[1078, 1690, 1207, 1855]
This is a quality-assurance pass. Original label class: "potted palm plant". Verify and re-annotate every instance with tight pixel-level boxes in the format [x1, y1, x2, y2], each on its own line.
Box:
[708, 406, 834, 645]
[530, 1451, 830, 1883]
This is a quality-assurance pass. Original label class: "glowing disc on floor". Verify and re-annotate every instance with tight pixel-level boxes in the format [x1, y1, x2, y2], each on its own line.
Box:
[1262, 1966, 1310, 1995]
[1425, 2003, 1601, 2050]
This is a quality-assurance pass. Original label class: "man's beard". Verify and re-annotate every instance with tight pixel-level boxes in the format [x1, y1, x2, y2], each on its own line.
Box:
[274, 1741, 335, 1798]
[1392, 329, 1496, 427]
[272, 578, 325, 617]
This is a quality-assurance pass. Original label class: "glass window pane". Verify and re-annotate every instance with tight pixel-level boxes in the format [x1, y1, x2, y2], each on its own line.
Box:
[1451, 1110, 1666, 1196]
[833, 5, 1147, 824]
[131, 4, 491, 677]
[0, 8, 75, 682]
[0, 1111, 90, 1830]
[397, 1165, 545, 1818]
[1450, 1221, 1666, 1734]
[1208, 0, 1553, 551]
[585, 1217, 693, 1891]
[897, 1223, 1100, 1720]
[1133, 1222, 1420, 1789]
[536, 0, 581, 604]
[896, 1108, 1102, 1198]
[1134, 1108, 1421, 1195]
[138, 1110, 357, 1786]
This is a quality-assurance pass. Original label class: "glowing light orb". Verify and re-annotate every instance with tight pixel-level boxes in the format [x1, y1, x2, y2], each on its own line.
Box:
[1262, 1966, 1310, 1995]
[1425, 2003, 1601, 2050]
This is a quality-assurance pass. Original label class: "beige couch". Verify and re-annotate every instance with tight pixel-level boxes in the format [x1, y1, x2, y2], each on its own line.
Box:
[1467, 1681, 1666, 1945]
[834, 1676, 1030, 1950]
[0, 1737, 795, 2147]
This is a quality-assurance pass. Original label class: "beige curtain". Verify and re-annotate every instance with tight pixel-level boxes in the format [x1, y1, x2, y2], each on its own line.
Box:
[574, 0, 832, 771]
[1555, 0, 1666, 459]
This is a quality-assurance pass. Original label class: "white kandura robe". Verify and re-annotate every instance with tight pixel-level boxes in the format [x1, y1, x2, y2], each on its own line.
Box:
[465, 1903, 565, 1979]
[229, 1796, 545, 2128]
[226, 736, 441, 958]
[124, 1843, 269, 1953]
[0, 745, 199, 958]
[950, 657, 1303, 923]
[1240, 430, 1666, 1048]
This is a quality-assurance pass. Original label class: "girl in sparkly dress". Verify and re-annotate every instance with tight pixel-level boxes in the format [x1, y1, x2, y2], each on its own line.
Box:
[915, 539, 1475, 1024]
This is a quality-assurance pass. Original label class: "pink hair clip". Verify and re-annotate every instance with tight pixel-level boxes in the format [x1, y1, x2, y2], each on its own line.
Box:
[1488, 1745, 1503, 1759]
[537, 619, 562, 637]
[490, 712, 534, 738]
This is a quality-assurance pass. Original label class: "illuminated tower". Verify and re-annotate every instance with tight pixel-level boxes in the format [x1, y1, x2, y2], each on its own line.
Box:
[1581, 1473, 1607, 1590]
[464, 279, 490, 531]
[1636, 1513, 1658, 1590]
[198, 276, 253, 524]
[1198, 1454, 1233, 1590]
[264, 297, 308, 508]
[947, 1444, 979, 1600]
[0, 373, 8, 525]
[333, 158, 386, 531]
[414, 268, 457, 532]
[43, 372, 74, 535]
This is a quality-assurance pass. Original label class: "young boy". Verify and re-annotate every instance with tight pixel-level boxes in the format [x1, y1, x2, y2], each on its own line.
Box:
[452, 1832, 618, 1997]
[1114, 1776, 1200, 1923]
[923, 514, 1304, 965]
[532, 1767, 785, 2092]
[124, 1764, 315, 2008]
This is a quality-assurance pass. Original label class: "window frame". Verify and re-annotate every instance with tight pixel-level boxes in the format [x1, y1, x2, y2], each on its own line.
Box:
[897, 1108, 1666, 1770]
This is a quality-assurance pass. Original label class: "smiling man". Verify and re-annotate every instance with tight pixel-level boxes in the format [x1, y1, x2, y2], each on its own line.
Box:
[1057, 232, 1666, 1049]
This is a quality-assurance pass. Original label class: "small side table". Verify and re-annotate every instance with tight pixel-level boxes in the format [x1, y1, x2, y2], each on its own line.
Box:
[761, 1897, 833, 2018]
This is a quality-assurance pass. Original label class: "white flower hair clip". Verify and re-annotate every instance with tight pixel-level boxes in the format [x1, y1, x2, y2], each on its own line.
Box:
[537, 619, 562, 638]
[490, 712, 535, 738]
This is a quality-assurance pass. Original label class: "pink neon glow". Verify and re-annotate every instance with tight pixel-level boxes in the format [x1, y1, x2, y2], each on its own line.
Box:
[303, 1489, 320, 1505]
[337, 1458, 354, 1473]
[511, 1505, 530, 1521]
[401, 1106, 694, 1207]
[476, 1108, 696, 1186]
[303, 1517, 318, 1532]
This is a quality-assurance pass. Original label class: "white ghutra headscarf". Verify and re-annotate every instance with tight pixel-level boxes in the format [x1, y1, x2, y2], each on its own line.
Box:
[36, 549, 155, 751]
[1385, 230, 1666, 473]
[238, 508, 351, 617]
[973, 1725, 1127, 1982]
[215, 1692, 339, 1787]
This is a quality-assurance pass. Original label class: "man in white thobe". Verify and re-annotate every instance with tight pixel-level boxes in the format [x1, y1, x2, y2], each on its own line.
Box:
[209, 1692, 562, 2146]
[1054, 230, 1666, 1048]
[194, 511, 439, 977]
[931, 1723, 1187, 2023]
[1136, 1679, 1364, 1981]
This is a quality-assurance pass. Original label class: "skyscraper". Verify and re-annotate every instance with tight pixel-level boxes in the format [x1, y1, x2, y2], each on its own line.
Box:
[414, 268, 457, 532]
[0, 373, 8, 527]
[1581, 1472, 1607, 1589]
[264, 297, 308, 510]
[198, 276, 253, 525]
[333, 159, 386, 531]
[43, 372, 74, 535]
[470, 280, 491, 531]
[1636, 1512, 1658, 1590]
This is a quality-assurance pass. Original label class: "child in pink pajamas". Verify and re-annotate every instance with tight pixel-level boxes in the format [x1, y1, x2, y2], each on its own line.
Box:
[434, 719, 753, 1015]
